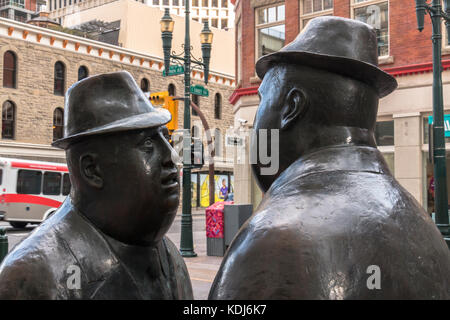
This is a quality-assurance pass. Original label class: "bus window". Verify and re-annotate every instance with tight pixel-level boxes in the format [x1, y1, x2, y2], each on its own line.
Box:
[17, 170, 42, 194]
[43, 172, 62, 195]
[62, 173, 71, 196]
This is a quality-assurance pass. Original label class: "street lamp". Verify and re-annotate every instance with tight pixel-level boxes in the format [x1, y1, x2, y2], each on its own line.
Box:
[415, 0, 450, 246]
[160, 3, 213, 257]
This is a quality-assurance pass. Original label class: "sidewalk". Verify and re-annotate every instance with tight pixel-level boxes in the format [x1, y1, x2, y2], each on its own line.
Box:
[167, 209, 223, 300]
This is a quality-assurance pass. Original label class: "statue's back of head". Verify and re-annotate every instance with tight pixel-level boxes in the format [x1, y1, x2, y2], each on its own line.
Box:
[252, 16, 398, 191]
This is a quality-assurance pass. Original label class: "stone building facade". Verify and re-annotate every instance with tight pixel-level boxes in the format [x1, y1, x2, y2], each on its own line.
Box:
[0, 16, 235, 178]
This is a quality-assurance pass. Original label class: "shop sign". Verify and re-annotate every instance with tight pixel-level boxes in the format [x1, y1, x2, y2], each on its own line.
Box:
[428, 115, 450, 137]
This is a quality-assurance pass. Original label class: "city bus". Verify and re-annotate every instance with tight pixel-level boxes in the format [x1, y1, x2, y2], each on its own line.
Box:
[0, 157, 70, 228]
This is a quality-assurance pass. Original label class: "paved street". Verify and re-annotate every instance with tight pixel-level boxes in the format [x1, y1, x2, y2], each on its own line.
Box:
[0, 209, 223, 300]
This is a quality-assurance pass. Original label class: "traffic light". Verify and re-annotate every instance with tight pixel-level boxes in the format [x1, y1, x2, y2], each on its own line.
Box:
[191, 137, 204, 168]
[150, 91, 169, 105]
[149, 91, 178, 134]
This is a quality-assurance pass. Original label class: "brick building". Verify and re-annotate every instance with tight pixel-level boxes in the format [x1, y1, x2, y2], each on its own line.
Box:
[0, 16, 235, 206]
[231, 0, 450, 214]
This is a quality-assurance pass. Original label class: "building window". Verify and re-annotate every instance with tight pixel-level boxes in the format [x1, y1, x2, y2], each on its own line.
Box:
[352, 0, 389, 57]
[192, 94, 199, 116]
[141, 78, 150, 92]
[78, 65, 88, 81]
[153, 0, 159, 4]
[375, 120, 394, 146]
[168, 83, 176, 96]
[2, 100, 15, 139]
[202, 0, 208, 7]
[163, 0, 169, 5]
[214, 93, 221, 119]
[3, 51, 17, 89]
[173, 0, 179, 5]
[256, 3, 285, 58]
[193, 0, 199, 7]
[211, 18, 218, 27]
[300, 0, 334, 30]
[53, 108, 64, 141]
[221, 18, 228, 29]
[212, 0, 218, 7]
[54, 61, 65, 96]
[221, 0, 227, 8]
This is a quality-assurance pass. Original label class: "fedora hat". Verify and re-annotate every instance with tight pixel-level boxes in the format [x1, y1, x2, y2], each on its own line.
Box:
[52, 71, 171, 149]
[255, 16, 397, 98]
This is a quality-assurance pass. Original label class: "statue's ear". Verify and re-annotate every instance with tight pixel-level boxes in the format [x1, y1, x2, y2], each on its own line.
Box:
[79, 153, 103, 189]
[281, 88, 307, 130]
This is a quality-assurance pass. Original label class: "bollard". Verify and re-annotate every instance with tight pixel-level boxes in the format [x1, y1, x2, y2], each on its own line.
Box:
[0, 227, 7, 264]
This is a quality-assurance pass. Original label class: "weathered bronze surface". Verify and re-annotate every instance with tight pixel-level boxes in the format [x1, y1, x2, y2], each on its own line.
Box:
[0, 71, 193, 299]
[209, 17, 450, 299]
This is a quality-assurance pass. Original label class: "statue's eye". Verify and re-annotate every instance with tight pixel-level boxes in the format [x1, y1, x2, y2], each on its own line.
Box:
[143, 139, 153, 149]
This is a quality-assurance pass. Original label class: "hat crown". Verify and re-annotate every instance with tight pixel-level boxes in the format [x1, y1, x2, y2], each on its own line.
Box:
[64, 71, 156, 138]
[255, 16, 397, 98]
[286, 16, 379, 67]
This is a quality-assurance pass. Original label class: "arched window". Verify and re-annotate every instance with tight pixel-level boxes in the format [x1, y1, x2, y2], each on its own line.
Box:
[78, 66, 88, 81]
[54, 61, 65, 96]
[53, 108, 64, 141]
[168, 83, 176, 96]
[214, 93, 222, 119]
[2, 100, 15, 139]
[191, 94, 199, 116]
[3, 51, 17, 88]
[141, 78, 150, 92]
[214, 128, 222, 157]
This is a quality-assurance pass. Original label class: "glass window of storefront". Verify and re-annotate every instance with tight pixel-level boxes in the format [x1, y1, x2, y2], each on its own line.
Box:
[375, 120, 394, 146]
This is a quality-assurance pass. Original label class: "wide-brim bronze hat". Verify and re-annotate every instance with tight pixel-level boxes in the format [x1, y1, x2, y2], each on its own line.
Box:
[256, 16, 397, 98]
[52, 71, 171, 149]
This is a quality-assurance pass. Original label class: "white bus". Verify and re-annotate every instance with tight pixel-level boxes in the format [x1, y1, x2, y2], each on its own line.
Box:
[0, 157, 70, 228]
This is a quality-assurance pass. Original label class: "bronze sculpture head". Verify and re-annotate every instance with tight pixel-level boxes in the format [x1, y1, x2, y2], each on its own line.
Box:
[53, 71, 178, 246]
[251, 16, 397, 192]
[0, 71, 193, 299]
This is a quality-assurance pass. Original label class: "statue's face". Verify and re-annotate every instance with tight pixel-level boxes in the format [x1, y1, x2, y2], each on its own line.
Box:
[251, 68, 284, 192]
[97, 126, 179, 245]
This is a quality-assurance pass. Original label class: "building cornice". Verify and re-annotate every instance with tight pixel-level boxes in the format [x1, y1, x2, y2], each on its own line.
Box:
[229, 86, 259, 104]
[0, 17, 235, 86]
[383, 60, 450, 77]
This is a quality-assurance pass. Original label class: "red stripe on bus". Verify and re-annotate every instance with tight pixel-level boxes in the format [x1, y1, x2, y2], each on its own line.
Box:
[11, 161, 68, 172]
[0, 194, 62, 208]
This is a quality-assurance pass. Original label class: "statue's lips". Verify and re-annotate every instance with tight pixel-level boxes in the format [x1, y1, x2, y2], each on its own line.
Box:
[161, 170, 179, 191]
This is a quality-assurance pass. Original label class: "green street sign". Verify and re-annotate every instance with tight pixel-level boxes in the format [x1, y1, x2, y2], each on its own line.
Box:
[190, 85, 209, 97]
[162, 65, 185, 77]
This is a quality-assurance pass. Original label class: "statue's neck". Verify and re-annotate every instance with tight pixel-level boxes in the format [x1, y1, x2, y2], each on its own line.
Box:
[302, 125, 376, 155]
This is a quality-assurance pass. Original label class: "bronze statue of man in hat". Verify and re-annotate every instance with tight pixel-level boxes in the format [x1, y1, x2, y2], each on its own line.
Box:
[209, 17, 450, 299]
[0, 71, 193, 299]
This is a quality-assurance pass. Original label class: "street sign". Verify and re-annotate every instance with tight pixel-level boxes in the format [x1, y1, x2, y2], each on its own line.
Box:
[162, 65, 185, 77]
[190, 84, 209, 97]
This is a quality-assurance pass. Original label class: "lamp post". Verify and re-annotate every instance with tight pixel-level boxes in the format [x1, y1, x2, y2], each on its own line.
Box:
[415, 0, 450, 245]
[160, 3, 213, 257]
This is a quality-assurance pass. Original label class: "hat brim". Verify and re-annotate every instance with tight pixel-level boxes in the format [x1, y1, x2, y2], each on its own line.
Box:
[52, 107, 172, 149]
[255, 51, 397, 98]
